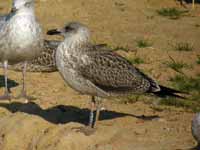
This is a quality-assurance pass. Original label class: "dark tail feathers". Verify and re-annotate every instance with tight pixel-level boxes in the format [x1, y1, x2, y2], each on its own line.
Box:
[153, 85, 188, 99]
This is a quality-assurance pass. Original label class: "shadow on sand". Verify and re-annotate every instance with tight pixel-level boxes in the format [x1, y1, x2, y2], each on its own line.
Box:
[177, 0, 200, 4]
[189, 144, 200, 150]
[0, 75, 19, 92]
[0, 102, 159, 126]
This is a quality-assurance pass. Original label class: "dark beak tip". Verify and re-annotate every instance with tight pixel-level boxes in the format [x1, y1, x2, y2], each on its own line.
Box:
[46, 29, 61, 35]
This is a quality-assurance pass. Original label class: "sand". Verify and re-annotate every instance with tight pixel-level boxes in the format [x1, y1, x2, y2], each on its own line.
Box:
[0, 0, 200, 149]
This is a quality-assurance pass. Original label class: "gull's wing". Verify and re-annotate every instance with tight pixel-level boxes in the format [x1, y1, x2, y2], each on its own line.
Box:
[31, 39, 59, 67]
[0, 14, 7, 28]
[0, 11, 14, 29]
[0, 12, 16, 50]
[1, 40, 60, 72]
[78, 50, 160, 95]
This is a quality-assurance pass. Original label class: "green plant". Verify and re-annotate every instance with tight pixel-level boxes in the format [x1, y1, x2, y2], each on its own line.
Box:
[127, 57, 145, 64]
[97, 44, 130, 52]
[136, 39, 152, 48]
[118, 95, 141, 104]
[160, 97, 200, 112]
[197, 55, 200, 64]
[161, 74, 200, 111]
[156, 8, 188, 19]
[174, 42, 193, 51]
[112, 46, 130, 52]
[169, 74, 200, 92]
[165, 61, 189, 73]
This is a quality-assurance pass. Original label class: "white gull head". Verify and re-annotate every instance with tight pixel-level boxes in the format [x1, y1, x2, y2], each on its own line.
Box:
[12, 0, 35, 13]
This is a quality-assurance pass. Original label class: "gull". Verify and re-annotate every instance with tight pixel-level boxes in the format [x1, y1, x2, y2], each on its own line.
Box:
[47, 22, 185, 135]
[0, 40, 59, 72]
[0, 41, 109, 74]
[0, 40, 108, 72]
[192, 113, 200, 150]
[0, 0, 43, 100]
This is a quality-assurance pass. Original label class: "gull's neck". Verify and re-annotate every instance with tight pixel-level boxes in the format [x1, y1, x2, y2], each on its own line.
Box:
[13, 7, 35, 17]
[62, 32, 90, 54]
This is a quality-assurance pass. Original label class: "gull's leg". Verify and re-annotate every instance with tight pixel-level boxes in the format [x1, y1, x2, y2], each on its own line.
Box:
[192, 0, 195, 9]
[73, 96, 96, 136]
[93, 96, 102, 128]
[0, 60, 12, 100]
[16, 61, 35, 102]
[88, 96, 96, 128]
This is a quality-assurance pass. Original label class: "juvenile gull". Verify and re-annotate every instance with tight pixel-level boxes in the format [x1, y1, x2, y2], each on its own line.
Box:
[0, 0, 43, 100]
[0, 40, 59, 72]
[192, 113, 200, 150]
[0, 40, 109, 72]
[47, 22, 185, 135]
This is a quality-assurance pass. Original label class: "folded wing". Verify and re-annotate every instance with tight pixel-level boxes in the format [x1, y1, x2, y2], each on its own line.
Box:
[78, 50, 160, 95]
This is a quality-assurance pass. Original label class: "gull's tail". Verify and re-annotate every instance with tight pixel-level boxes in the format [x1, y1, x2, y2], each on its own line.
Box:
[153, 85, 188, 99]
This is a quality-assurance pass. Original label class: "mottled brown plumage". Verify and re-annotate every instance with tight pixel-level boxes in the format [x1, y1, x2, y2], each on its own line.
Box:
[47, 22, 185, 135]
[0, 40, 59, 72]
[10, 40, 59, 72]
[79, 50, 159, 95]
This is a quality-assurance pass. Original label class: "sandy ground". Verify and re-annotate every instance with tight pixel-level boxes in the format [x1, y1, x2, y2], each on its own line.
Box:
[0, 0, 200, 149]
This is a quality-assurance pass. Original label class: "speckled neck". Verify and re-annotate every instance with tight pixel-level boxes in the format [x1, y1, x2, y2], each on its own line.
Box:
[62, 32, 90, 54]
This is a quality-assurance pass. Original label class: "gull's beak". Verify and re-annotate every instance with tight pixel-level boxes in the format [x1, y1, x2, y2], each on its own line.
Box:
[11, 7, 17, 13]
[47, 29, 62, 35]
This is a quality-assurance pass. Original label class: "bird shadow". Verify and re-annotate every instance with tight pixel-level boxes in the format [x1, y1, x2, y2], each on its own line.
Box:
[177, 0, 200, 4]
[0, 75, 19, 92]
[0, 101, 160, 126]
[189, 144, 200, 150]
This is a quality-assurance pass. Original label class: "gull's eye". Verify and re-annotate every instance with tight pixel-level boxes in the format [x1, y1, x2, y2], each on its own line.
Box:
[25, 1, 32, 7]
[65, 26, 73, 32]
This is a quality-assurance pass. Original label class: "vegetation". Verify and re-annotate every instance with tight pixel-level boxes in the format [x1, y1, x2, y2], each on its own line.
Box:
[136, 39, 152, 48]
[169, 74, 200, 92]
[173, 42, 193, 51]
[160, 97, 200, 112]
[197, 55, 200, 64]
[127, 57, 145, 64]
[159, 74, 200, 112]
[121, 74, 200, 112]
[165, 61, 189, 73]
[156, 8, 188, 19]
[118, 95, 141, 104]
[112, 46, 130, 52]
[96, 44, 130, 52]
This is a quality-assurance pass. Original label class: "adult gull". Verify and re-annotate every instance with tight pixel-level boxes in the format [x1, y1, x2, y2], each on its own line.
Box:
[0, 0, 43, 100]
